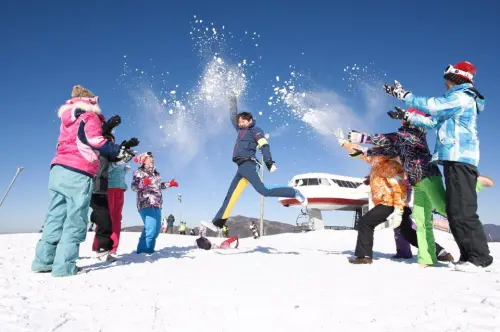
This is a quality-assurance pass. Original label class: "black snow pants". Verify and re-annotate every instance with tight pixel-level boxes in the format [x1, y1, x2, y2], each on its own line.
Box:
[90, 193, 113, 252]
[355, 204, 403, 258]
[442, 161, 492, 267]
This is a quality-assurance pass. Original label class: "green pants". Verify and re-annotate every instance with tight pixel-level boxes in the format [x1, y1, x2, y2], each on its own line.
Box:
[413, 176, 447, 265]
[476, 181, 483, 193]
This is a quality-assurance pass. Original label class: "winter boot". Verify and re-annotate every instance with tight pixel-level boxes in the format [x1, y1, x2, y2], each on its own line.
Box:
[437, 249, 454, 262]
[96, 249, 117, 263]
[201, 220, 220, 232]
[348, 257, 373, 264]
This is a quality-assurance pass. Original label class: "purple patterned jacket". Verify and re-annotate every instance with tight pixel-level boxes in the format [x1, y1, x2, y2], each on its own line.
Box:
[131, 166, 170, 210]
[363, 126, 442, 186]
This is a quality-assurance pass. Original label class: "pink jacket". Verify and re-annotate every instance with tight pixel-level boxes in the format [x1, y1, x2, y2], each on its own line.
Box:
[51, 97, 121, 177]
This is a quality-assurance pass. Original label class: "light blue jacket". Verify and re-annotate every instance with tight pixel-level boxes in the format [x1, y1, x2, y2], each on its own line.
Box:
[108, 163, 130, 190]
[404, 83, 484, 167]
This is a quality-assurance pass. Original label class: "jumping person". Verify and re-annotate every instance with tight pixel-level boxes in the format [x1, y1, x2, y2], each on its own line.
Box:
[201, 93, 307, 232]
[384, 61, 493, 271]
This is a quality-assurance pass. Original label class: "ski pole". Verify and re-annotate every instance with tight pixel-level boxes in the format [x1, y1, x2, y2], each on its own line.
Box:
[0, 167, 24, 208]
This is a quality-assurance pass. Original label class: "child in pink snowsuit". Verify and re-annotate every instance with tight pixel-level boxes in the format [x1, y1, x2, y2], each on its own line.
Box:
[31, 85, 133, 277]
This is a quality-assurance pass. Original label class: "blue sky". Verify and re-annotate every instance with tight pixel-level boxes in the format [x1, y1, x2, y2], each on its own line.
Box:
[1, 0, 500, 233]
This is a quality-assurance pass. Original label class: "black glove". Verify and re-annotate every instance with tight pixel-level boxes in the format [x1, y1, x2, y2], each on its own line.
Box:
[117, 148, 135, 163]
[387, 106, 408, 120]
[349, 148, 364, 159]
[102, 115, 121, 135]
[363, 176, 370, 186]
[120, 138, 140, 149]
[265, 160, 275, 171]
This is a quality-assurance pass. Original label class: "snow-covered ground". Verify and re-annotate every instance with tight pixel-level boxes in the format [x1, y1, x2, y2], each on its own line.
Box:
[1, 229, 499, 332]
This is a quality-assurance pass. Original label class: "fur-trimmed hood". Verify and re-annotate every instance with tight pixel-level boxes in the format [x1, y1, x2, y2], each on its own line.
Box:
[57, 97, 101, 118]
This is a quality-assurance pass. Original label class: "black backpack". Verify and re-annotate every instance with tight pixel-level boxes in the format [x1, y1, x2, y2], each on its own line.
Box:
[196, 237, 212, 250]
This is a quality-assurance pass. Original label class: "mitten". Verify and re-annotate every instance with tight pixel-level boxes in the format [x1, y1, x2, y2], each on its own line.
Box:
[383, 80, 410, 100]
[348, 130, 371, 144]
[387, 106, 408, 120]
[265, 160, 277, 173]
[121, 138, 140, 149]
[387, 208, 403, 228]
[117, 147, 135, 163]
[333, 128, 347, 146]
[102, 115, 121, 135]
[349, 148, 364, 158]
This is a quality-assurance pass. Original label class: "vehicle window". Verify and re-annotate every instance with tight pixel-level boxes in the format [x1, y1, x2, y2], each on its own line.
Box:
[308, 178, 319, 185]
[319, 178, 330, 186]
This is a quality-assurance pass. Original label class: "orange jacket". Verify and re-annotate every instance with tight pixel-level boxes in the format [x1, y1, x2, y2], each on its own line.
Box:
[342, 142, 407, 210]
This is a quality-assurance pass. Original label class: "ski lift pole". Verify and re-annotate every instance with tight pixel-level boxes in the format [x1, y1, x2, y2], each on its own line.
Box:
[0, 167, 24, 208]
[177, 193, 182, 223]
[259, 154, 264, 237]
[259, 134, 269, 237]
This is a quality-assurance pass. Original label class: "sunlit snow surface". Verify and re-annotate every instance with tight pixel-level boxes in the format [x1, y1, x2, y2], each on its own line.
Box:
[0, 230, 499, 332]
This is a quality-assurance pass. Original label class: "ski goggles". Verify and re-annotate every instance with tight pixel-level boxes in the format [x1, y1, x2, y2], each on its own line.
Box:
[444, 65, 473, 82]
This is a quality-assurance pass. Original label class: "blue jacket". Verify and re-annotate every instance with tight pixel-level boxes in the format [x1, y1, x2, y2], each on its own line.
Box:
[167, 214, 175, 226]
[108, 163, 129, 190]
[230, 98, 272, 165]
[404, 83, 484, 167]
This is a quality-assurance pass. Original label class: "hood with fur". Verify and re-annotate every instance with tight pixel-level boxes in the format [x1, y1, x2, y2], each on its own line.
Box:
[57, 97, 102, 125]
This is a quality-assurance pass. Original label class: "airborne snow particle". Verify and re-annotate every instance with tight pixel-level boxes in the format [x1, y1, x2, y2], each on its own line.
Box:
[170, 90, 176, 94]
[216, 57, 223, 64]
[258, 111, 263, 116]
[276, 76, 280, 82]
[162, 99, 167, 105]
[168, 109, 174, 115]
[159, 125, 163, 129]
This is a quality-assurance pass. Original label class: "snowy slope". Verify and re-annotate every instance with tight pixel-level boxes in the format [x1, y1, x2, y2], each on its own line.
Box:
[0, 229, 499, 332]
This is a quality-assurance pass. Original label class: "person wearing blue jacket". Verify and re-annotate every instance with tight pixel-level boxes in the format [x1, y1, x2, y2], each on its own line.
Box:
[202, 93, 307, 232]
[107, 160, 131, 254]
[383, 61, 493, 272]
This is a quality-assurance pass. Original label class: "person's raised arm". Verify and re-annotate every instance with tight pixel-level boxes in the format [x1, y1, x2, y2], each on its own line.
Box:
[229, 92, 238, 130]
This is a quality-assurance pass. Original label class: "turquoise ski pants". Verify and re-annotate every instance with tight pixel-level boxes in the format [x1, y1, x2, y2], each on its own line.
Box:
[137, 207, 162, 254]
[32, 165, 93, 277]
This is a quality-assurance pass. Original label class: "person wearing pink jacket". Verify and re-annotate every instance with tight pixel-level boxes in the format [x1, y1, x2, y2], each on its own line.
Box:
[31, 85, 134, 277]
